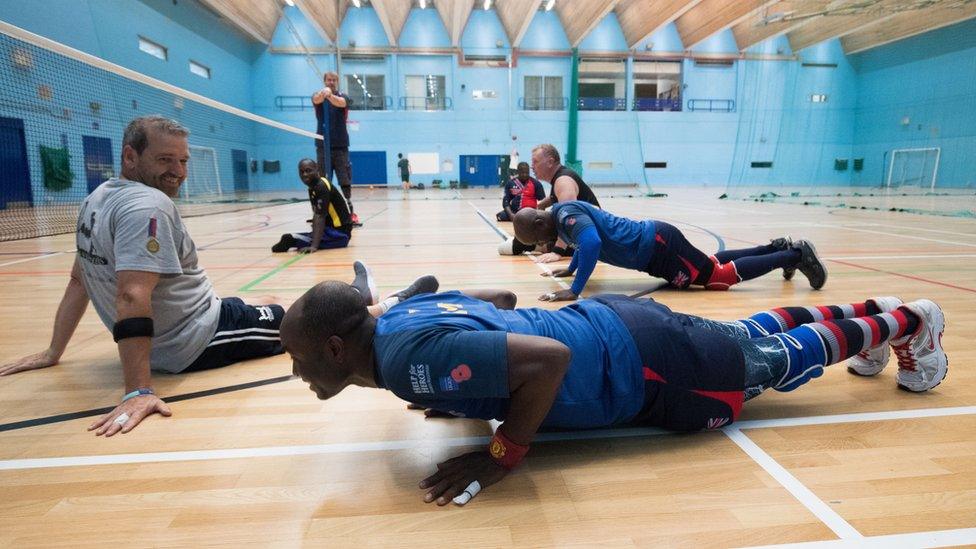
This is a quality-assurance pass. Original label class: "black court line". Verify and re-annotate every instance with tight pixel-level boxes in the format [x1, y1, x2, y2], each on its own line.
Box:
[0, 375, 296, 433]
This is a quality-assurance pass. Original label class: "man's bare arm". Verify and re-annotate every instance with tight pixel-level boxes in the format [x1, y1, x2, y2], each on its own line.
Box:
[88, 270, 171, 436]
[419, 333, 570, 505]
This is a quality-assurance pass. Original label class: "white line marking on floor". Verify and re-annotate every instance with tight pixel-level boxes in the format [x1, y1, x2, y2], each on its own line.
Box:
[741, 527, 976, 549]
[725, 428, 862, 540]
[1, 407, 972, 471]
[826, 254, 976, 261]
[0, 251, 67, 268]
[834, 226, 976, 249]
[734, 406, 976, 430]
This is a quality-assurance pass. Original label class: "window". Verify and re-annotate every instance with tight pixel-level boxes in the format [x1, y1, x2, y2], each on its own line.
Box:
[578, 59, 625, 111]
[346, 74, 386, 110]
[523, 76, 563, 110]
[189, 60, 211, 79]
[138, 36, 167, 61]
[632, 60, 682, 111]
[404, 75, 448, 111]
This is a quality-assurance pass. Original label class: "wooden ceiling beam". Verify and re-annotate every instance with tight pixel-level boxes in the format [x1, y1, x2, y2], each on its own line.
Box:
[731, 0, 829, 51]
[294, 0, 340, 44]
[555, 0, 619, 48]
[197, 0, 281, 43]
[842, 2, 976, 54]
[496, 0, 539, 48]
[371, 0, 414, 46]
[615, 0, 703, 49]
[675, 0, 778, 50]
[786, 0, 906, 52]
[435, 0, 476, 46]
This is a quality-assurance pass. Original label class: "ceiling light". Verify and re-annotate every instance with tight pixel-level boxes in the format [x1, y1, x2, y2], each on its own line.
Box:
[284, 0, 294, 6]
[545, 0, 555, 11]
[352, 0, 361, 7]
[483, 0, 491, 10]
[419, 0, 427, 8]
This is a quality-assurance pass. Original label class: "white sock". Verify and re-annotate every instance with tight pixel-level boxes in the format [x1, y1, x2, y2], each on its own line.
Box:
[377, 296, 400, 314]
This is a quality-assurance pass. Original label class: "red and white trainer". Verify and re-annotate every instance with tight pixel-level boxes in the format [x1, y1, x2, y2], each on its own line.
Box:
[847, 296, 903, 376]
[891, 299, 948, 392]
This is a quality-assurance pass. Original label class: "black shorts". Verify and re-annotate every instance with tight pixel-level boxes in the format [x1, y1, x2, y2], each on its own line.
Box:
[591, 294, 745, 432]
[184, 297, 285, 372]
[645, 221, 714, 288]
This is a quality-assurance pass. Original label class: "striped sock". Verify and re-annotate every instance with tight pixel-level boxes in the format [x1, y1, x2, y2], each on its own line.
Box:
[772, 309, 918, 392]
[803, 309, 918, 364]
[744, 301, 882, 337]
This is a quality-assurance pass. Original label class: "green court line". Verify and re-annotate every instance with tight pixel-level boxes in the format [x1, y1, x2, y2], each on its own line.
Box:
[237, 254, 307, 292]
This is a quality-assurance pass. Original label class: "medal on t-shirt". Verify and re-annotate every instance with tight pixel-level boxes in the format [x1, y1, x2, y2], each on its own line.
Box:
[147, 217, 160, 253]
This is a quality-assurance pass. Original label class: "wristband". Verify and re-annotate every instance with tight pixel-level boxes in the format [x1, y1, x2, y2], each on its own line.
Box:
[552, 245, 571, 257]
[488, 429, 529, 470]
[113, 317, 154, 342]
[122, 387, 154, 402]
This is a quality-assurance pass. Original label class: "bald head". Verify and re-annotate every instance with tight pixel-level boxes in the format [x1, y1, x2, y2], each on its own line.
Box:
[513, 207, 556, 246]
[281, 281, 373, 400]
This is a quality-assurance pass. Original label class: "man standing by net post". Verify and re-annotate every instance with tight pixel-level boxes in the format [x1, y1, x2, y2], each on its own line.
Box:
[313, 71, 360, 226]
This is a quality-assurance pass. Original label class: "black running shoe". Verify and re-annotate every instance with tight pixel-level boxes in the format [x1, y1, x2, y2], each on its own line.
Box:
[271, 233, 296, 253]
[351, 261, 379, 306]
[793, 239, 827, 290]
[393, 275, 439, 301]
[770, 236, 796, 281]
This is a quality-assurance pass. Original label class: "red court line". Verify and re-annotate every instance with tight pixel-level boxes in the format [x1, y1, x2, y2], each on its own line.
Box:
[829, 259, 976, 294]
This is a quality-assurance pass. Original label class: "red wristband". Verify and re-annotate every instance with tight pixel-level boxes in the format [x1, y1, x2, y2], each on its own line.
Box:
[488, 429, 529, 470]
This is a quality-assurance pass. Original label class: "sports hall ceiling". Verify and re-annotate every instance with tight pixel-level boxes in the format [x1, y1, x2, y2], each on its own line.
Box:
[197, 0, 976, 55]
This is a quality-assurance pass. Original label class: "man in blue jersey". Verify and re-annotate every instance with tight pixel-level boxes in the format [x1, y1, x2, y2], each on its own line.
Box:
[280, 282, 947, 507]
[513, 201, 827, 302]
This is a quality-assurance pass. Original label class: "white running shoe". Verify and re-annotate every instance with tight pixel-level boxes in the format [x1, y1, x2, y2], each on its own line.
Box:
[891, 299, 948, 392]
[497, 239, 516, 256]
[847, 296, 903, 376]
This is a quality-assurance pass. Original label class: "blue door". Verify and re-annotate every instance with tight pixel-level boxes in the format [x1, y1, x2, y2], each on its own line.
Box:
[231, 149, 249, 191]
[459, 155, 503, 187]
[349, 151, 387, 185]
[82, 136, 113, 193]
[0, 117, 33, 208]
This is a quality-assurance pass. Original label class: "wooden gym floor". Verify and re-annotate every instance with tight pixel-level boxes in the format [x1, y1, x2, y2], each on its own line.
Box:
[0, 188, 974, 548]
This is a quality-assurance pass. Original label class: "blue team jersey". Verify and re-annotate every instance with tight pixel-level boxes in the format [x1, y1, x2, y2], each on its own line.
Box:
[373, 291, 645, 429]
[552, 201, 656, 270]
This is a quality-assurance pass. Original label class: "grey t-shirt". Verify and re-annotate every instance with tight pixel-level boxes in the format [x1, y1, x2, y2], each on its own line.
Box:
[76, 178, 220, 373]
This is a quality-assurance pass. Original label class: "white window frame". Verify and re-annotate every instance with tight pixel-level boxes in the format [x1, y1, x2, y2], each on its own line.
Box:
[138, 36, 167, 61]
[189, 60, 211, 79]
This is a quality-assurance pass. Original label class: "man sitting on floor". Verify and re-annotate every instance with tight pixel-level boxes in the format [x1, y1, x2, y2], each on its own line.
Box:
[272, 158, 353, 254]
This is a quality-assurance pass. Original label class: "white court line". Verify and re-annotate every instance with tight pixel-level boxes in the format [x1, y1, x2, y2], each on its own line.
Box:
[0, 251, 67, 268]
[833, 226, 976, 249]
[1, 406, 972, 471]
[742, 527, 976, 549]
[734, 406, 976, 430]
[725, 428, 862, 540]
[465, 201, 572, 292]
[826, 253, 976, 261]
[871, 223, 976, 239]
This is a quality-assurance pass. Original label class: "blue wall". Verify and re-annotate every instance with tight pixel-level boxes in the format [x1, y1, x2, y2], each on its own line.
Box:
[851, 18, 976, 188]
[5, 1, 972, 196]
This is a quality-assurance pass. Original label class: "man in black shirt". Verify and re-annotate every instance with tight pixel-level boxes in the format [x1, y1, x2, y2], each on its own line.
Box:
[272, 159, 353, 253]
[313, 71, 360, 226]
[529, 144, 600, 262]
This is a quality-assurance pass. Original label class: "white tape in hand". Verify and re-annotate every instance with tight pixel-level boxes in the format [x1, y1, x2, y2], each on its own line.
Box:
[113, 413, 130, 425]
[452, 480, 482, 506]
